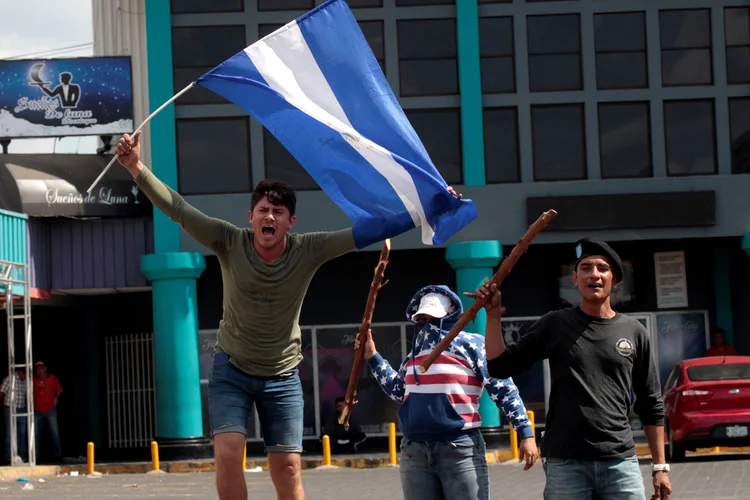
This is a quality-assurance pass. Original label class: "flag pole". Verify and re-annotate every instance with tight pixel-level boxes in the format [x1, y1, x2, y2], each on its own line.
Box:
[86, 83, 195, 194]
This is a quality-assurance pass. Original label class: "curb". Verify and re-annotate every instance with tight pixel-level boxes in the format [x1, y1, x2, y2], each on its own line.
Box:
[8, 445, 747, 478]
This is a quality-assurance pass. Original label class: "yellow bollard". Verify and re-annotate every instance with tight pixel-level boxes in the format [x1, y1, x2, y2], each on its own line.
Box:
[87, 442, 95, 475]
[388, 422, 397, 465]
[151, 441, 160, 471]
[243, 442, 247, 471]
[528, 410, 536, 438]
[322, 435, 332, 466]
[509, 425, 519, 460]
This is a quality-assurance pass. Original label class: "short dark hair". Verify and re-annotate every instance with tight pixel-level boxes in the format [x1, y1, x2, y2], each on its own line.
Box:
[335, 397, 345, 404]
[711, 327, 725, 336]
[250, 179, 297, 216]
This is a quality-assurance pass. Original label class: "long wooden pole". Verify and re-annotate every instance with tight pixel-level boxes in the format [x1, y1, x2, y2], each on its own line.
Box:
[418, 210, 557, 373]
[338, 239, 392, 429]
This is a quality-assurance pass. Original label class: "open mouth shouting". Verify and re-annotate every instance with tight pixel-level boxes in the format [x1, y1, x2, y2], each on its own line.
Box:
[261, 225, 276, 237]
[587, 282, 604, 291]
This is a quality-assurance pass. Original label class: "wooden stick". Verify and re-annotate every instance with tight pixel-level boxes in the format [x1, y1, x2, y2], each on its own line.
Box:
[418, 210, 558, 373]
[338, 239, 392, 429]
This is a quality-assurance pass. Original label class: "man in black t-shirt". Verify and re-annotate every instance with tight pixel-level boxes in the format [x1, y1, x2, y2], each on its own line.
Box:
[470, 238, 673, 500]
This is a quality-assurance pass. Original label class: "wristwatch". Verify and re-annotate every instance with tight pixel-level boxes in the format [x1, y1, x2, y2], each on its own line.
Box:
[651, 463, 670, 475]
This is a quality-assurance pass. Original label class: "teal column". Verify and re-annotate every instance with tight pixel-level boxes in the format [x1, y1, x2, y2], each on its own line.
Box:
[446, 240, 502, 428]
[141, 253, 206, 438]
[456, 0, 486, 187]
[143, 2, 205, 441]
[713, 248, 734, 345]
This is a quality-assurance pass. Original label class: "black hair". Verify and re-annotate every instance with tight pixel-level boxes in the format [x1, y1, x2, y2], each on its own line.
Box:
[250, 179, 297, 216]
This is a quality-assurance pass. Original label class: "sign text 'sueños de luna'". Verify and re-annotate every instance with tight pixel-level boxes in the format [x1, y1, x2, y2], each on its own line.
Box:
[45, 186, 141, 207]
[0, 57, 134, 139]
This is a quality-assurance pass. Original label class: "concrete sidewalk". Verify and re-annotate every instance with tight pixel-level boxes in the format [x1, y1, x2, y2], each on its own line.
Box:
[2, 444, 749, 479]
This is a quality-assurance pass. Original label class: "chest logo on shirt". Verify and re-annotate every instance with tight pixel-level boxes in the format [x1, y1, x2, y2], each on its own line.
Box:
[615, 338, 634, 357]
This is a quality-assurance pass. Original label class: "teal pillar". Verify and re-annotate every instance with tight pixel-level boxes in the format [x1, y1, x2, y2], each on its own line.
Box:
[456, 0, 486, 187]
[141, 252, 206, 439]
[743, 232, 750, 258]
[713, 248, 734, 345]
[446, 240, 502, 428]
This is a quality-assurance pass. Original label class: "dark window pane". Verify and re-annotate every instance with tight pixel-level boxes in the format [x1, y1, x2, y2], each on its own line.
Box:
[397, 0, 452, 4]
[177, 118, 251, 194]
[400, 60, 458, 96]
[725, 8, 750, 46]
[598, 102, 652, 179]
[174, 67, 229, 104]
[483, 108, 519, 183]
[596, 52, 648, 89]
[527, 15, 580, 55]
[727, 46, 750, 84]
[258, 0, 314, 11]
[729, 98, 750, 174]
[479, 17, 514, 57]
[405, 109, 462, 185]
[662, 49, 712, 86]
[397, 20, 456, 59]
[359, 21, 385, 60]
[660, 10, 711, 49]
[664, 100, 716, 176]
[264, 130, 318, 190]
[594, 12, 646, 52]
[529, 54, 581, 92]
[172, 0, 242, 13]
[346, 0, 382, 6]
[531, 105, 586, 181]
[258, 24, 283, 39]
[481, 57, 515, 93]
[479, 0, 511, 3]
[172, 26, 246, 67]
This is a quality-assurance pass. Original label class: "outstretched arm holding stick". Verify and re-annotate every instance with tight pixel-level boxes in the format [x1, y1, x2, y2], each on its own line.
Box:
[417, 209, 557, 373]
[338, 239, 392, 429]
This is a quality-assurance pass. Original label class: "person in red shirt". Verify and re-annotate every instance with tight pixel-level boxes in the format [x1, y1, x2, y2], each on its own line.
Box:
[32, 361, 62, 462]
[704, 328, 739, 357]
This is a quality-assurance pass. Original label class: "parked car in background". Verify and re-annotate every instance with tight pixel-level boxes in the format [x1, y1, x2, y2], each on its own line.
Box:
[662, 356, 750, 461]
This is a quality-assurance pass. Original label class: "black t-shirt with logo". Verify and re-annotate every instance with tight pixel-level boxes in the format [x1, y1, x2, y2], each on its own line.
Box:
[487, 306, 664, 460]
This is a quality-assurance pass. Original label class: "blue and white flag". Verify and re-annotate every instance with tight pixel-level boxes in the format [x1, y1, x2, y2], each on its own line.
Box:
[194, 0, 477, 249]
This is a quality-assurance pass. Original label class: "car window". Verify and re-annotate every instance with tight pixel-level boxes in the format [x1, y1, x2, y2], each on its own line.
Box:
[686, 363, 750, 381]
[663, 366, 680, 392]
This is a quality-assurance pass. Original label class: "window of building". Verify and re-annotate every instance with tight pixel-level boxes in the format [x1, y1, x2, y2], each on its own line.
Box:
[483, 108, 519, 183]
[176, 118, 252, 195]
[264, 130, 319, 190]
[531, 104, 586, 181]
[664, 99, 716, 176]
[479, 17, 515, 94]
[172, 26, 246, 105]
[728, 98, 750, 174]
[594, 12, 647, 90]
[396, 0, 452, 5]
[598, 102, 652, 179]
[346, 0, 382, 6]
[724, 7, 750, 84]
[258, 0, 314, 11]
[171, 0, 243, 13]
[478, 0, 512, 3]
[404, 109, 462, 185]
[527, 14, 582, 92]
[659, 9, 713, 86]
[398, 19, 458, 97]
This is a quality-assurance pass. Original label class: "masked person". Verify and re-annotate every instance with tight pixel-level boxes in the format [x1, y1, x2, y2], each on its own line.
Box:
[357, 285, 539, 500]
[479, 238, 672, 500]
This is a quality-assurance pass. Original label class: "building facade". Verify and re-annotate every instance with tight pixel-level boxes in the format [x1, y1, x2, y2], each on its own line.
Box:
[79, 0, 750, 459]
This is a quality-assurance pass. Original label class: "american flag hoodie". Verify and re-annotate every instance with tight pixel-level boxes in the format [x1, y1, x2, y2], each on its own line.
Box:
[367, 285, 534, 442]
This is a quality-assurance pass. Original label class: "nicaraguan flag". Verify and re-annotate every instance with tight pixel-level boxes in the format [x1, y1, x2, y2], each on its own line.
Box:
[194, 0, 477, 249]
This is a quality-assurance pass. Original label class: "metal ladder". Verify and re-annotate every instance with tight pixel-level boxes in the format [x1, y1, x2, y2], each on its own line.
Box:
[1, 259, 35, 467]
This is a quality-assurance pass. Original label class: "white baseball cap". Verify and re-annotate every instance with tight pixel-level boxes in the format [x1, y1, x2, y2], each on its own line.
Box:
[411, 292, 455, 321]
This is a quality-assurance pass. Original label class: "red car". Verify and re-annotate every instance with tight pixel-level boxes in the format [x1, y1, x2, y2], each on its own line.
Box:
[662, 355, 750, 461]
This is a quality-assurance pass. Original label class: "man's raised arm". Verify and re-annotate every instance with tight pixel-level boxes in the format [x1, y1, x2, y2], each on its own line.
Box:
[115, 132, 237, 254]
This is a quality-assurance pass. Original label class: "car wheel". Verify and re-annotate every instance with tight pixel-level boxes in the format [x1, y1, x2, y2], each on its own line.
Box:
[668, 428, 685, 462]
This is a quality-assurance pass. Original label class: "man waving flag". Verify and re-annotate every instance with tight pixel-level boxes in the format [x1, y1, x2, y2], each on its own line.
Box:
[192, 0, 477, 249]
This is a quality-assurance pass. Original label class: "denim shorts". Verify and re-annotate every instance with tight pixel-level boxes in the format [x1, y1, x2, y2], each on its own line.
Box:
[208, 352, 304, 453]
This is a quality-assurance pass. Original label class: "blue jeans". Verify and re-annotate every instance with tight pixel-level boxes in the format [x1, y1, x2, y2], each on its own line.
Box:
[543, 456, 646, 500]
[35, 407, 62, 459]
[208, 352, 304, 453]
[399, 431, 490, 500]
[4, 406, 28, 463]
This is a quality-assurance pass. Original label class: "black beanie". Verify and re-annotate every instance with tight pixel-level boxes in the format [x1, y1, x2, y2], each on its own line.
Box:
[574, 237, 623, 283]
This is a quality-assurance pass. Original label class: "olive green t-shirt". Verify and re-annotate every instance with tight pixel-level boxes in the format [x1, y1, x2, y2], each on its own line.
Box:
[135, 167, 357, 377]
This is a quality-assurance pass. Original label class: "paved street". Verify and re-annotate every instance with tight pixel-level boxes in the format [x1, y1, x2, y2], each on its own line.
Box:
[1, 454, 748, 499]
